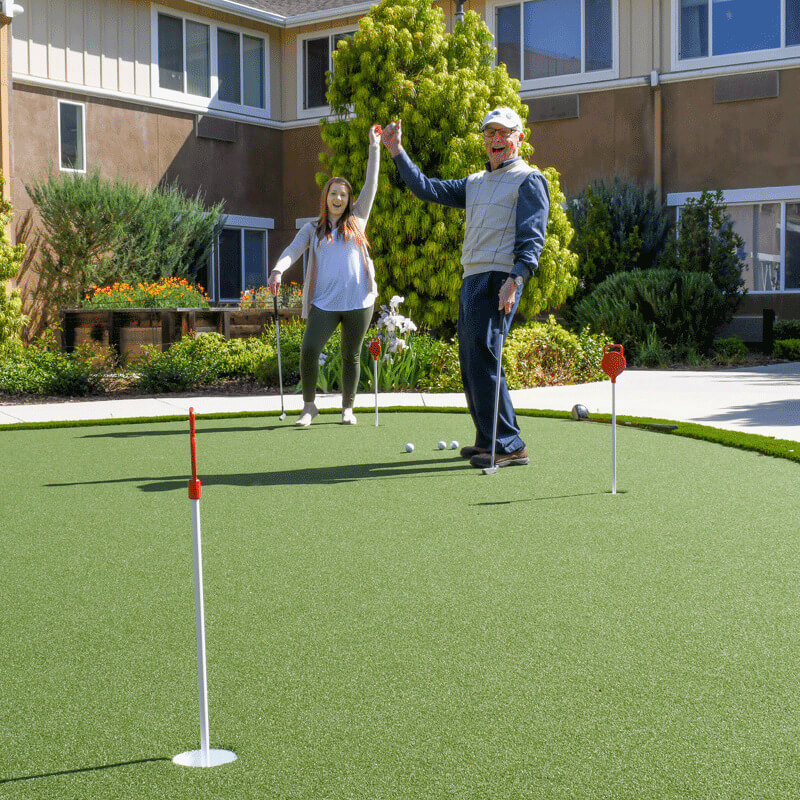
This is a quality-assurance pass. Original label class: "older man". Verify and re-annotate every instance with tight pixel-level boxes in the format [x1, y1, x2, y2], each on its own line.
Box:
[381, 107, 550, 468]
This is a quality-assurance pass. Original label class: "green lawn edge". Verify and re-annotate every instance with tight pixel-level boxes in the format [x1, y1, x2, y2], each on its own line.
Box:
[2, 404, 799, 465]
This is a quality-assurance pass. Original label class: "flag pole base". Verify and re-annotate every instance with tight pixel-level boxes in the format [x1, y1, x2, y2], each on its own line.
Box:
[173, 749, 237, 768]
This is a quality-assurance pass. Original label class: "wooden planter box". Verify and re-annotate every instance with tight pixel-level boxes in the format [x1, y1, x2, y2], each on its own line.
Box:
[61, 307, 301, 363]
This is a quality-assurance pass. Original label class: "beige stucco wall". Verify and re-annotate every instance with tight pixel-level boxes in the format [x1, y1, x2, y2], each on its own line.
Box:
[523, 85, 655, 196]
[662, 68, 800, 194]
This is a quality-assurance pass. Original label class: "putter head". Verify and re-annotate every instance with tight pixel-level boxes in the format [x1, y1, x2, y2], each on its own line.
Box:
[482, 465, 500, 475]
[279, 412, 286, 421]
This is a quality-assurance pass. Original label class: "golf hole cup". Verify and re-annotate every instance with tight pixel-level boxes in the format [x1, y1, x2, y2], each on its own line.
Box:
[601, 345, 626, 494]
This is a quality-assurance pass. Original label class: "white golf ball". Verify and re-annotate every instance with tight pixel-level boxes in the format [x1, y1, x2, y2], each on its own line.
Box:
[405, 442, 414, 452]
[449, 440, 459, 449]
[437, 441, 447, 450]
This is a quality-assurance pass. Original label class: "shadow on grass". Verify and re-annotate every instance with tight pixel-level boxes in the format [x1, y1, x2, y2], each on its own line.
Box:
[472, 491, 605, 505]
[0, 757, 171, 784]
[46, 457, 471, 490]
[81, 423, 291, 438]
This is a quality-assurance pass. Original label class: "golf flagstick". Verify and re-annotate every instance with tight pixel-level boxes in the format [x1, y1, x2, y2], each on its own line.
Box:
[483, 313, 508, 476]
[370, 339, 381, 426]
[273, 292, 286, 420]
[601, 345, 627, 494]
[173, 409, 237, 768]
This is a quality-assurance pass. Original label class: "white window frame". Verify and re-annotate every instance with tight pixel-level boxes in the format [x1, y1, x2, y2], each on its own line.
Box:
[214, 215, 275, 303]
[151, 5, 270, 120]
[58, 99, 86, 173]
[296, 25, 357, 119]
[671, 0, 800, 72]
[485, 0, 618, 92]
[667, 186, 800, 294]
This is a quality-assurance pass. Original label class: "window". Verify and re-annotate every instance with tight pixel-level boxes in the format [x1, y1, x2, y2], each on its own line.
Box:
[218, 29, 265, 108]
[301, 30, 355, 111]
[678, 0, 800, 62]
[59, 101, 85, 172]
[210, 216, 274, 302]
[725, 202, 800, 292]
[153, 7, 268, 115]
[157, 13, 210, 97]
[493, 0, 613, 85]
[669, 189, 800, 293]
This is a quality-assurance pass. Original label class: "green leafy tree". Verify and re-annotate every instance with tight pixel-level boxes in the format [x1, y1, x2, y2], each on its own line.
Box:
[659, 189, 746, 321]
[320, 0, 577, 330]
[0, 175, 27, 355]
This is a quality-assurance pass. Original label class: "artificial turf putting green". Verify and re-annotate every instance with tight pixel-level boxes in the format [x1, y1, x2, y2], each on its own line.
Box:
[2, 410, 800, 799]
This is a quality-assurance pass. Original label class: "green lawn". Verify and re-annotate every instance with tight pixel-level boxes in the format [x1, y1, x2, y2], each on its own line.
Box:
[2, 410, 800, 799]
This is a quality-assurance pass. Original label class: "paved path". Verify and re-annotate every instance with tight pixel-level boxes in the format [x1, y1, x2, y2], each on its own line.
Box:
[1, 363, 799, 441]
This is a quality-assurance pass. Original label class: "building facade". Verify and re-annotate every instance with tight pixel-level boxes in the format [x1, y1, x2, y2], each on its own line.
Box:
[7, 0, 800, 329]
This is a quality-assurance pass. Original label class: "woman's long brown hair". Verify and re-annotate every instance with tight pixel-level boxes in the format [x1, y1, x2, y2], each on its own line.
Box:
[316, 177, 370, 250]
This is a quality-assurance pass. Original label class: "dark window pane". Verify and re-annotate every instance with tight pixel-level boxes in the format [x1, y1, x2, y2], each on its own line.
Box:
[242, 35, 264, 108]
[219, 228, 242, 300]
[304, 36, 329, 109]
[496, 5, 521, 80]
[218, 29, 241, 104]
[59, 103, 83, 170]
[158, 13, 183, 91]
[186, 20, 210, 97]
[787, 0, 800, 45]
[243, 230, 265, 290]
[585, 0, 612, 71]
[523, 0, 580, 80]
[786, 204, 800, 290]
[680, 0, 708, 58]
[712, 0, 779, 55]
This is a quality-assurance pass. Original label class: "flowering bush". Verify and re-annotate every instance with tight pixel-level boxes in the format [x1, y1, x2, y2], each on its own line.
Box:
[376, 295, 417, 358]
[240, 284, 303, 310]
[83, 277, 210, 309]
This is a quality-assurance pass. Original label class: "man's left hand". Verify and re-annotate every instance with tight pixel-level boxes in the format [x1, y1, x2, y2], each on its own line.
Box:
[498, 277, 520, 314]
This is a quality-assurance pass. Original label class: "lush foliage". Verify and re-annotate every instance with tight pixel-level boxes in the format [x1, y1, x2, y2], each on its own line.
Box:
[504, 316, 612, 388]
[83, 277, 210, 309]
[0, 332, 108, 396]
[774, 339, 800, 360]
[320, 0, 577, 331]
[26, 172, 222, 318]
[240, 284, 303, 309]
[572, 269, 727, 362]
[566, 178, 672, 306]
[0, 175, 27, 356]
[659, 189, 746, 322]
[135, 333, 275, 393]
[711, 337, 749, 363]
[774, 320, 800, 340]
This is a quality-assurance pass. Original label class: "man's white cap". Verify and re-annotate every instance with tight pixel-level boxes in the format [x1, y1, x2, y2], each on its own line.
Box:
[480, 107, 523, 132]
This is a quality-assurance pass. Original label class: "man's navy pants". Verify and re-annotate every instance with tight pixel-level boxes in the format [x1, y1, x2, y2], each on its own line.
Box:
[458, 271, 524, 454]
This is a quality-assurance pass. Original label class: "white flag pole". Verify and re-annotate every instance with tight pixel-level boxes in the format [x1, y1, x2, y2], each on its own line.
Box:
[173, 408, 237, 769]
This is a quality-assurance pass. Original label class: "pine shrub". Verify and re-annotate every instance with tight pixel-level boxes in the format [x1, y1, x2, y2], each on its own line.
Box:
[572, 269, 727, 360]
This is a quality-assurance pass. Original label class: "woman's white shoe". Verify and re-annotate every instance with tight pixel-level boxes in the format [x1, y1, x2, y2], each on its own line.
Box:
[341, 409, 357, 425]
[295, 404, 319, 427]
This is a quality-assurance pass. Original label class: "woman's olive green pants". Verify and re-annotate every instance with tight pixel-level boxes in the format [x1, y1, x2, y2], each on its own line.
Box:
[301, 304, 373, 406]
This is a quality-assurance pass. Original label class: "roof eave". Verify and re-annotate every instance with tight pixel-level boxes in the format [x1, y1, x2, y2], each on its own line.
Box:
[192, 0, 378, 28]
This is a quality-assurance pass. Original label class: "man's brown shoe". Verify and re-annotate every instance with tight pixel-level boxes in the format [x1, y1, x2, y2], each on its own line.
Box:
[469, 446, 529, 468]
[459, 445, 487, 459]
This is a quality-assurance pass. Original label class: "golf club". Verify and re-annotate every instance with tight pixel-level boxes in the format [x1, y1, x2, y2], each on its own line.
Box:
[483, 314, 507, 476]
[273, 292, 286, 420]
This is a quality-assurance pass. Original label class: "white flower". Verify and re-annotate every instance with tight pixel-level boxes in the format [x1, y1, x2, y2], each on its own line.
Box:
[389, 295, 404, 311]
[318, 353, 328, 366]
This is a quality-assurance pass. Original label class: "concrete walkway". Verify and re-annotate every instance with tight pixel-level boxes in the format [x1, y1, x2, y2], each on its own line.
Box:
[1, 362, 799, 441]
